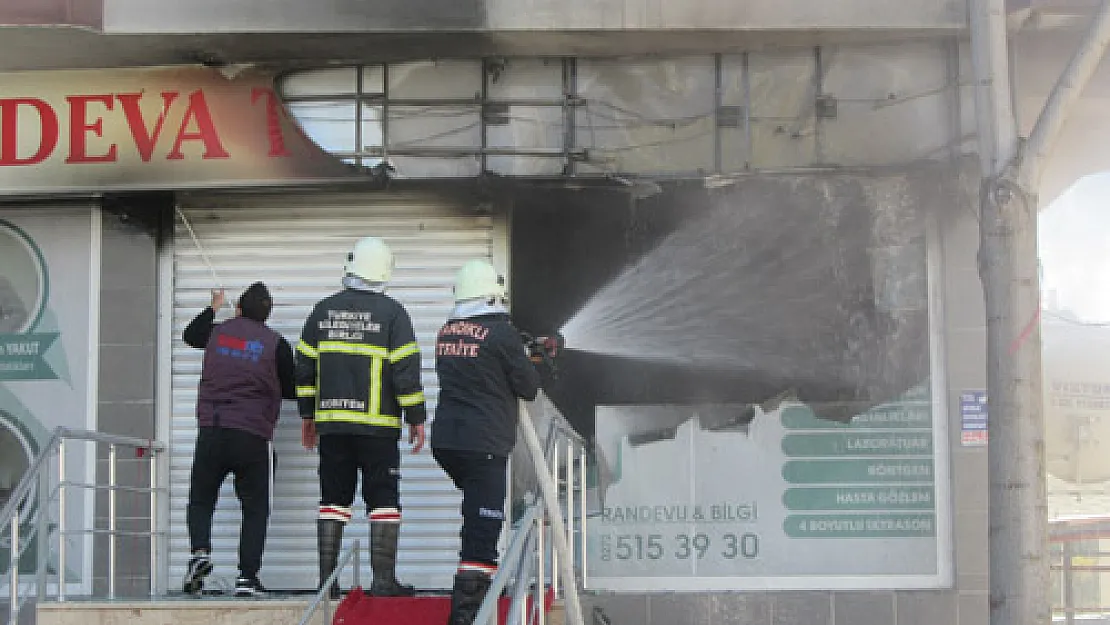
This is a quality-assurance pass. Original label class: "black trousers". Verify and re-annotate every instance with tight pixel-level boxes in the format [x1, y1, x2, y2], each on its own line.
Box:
[432, 448, 507, 567]
[318, 433, 401, 515]
[186, 427, 272, 578]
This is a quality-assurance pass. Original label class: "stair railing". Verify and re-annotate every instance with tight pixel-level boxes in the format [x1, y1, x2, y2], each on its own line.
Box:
[296, 540, 361, 625]
[2, 427, 166, 625]
[473, 396, 588, 625]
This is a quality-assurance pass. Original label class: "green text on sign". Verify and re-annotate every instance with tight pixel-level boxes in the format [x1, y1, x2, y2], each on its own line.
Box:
[784, 514, 936, 538]
[781, 404, 933, 430]
[782, 487, 935, 511]
[0, 333, 59, 381]
[782, 433, 933, 457]
[782, 459, 934, 484]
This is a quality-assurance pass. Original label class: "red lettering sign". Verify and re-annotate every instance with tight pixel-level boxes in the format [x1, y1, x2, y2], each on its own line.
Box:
[0, 86, 298, 168]
[65, 94, 117, 164]
[167, 90, 229, 161]
[252, 88, 292, 158]
[117, 92, 178, 162]
[0, 98, 58, 166]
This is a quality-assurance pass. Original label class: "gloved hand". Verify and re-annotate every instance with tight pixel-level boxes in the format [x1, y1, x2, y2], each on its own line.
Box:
[528, 343, 547, 365]
[301, 418, 317, 450]
[519, 331, 542, 363]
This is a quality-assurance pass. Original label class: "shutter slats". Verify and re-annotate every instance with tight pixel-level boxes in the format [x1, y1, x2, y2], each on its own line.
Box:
[169, 193, 491, 591]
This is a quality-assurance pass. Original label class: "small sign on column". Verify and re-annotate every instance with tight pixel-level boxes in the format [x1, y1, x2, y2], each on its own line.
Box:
[960, 390, 988, 447]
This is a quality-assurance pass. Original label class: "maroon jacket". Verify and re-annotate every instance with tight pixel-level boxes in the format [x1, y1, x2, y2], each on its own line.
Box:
[184, 308, 295, 441]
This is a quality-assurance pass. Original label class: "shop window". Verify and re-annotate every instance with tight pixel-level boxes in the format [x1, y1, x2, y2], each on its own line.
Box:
[574, 57, 716, 175]
[277, 48, 959, 177]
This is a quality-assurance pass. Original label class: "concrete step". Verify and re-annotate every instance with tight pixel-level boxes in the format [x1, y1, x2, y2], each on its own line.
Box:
[37, 598, 328, 625]
[35, 596, 566, 625]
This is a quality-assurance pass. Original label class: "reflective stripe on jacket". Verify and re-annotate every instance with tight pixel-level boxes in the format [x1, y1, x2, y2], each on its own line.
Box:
[295, 288, 427, 437]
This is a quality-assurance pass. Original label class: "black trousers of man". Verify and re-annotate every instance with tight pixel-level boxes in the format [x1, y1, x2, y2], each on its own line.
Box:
[432, 448, 508, 568]
[186, 426, 271, 578]
[316, 433, 415, 597]
[318, 434, 402, 510]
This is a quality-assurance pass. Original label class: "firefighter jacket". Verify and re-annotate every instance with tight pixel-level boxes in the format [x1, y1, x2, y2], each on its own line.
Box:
[295, 288, 427, 438]
[431, 312, 540, 457]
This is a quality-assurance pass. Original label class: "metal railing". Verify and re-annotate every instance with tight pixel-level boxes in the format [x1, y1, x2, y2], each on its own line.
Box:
[1, 427, 167, 625]
[297, 540, 362, 625]
[1052, 544, 1110, 625]
[476, 504, 545, 625]
[473, 397, 588, 625]
[1048, 516, 1110, 625]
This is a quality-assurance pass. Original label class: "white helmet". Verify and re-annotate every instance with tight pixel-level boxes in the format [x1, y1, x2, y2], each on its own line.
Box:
[345, 237, 394, 283]
[454, 259, 506, 303]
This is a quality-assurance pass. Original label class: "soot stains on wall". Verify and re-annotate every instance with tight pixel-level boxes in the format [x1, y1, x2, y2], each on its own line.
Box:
[511, 171, 941, 438]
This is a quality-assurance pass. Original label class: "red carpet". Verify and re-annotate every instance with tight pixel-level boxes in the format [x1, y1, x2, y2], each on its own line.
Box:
[332, 587, 554, 625]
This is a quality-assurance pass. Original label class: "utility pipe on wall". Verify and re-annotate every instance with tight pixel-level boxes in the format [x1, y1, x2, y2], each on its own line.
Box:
[1018, 0, 1110, 192]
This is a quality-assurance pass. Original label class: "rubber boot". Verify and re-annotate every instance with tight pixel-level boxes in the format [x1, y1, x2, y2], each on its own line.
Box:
[317, 519, 344, 600]
[447, 570, 492, 625]
[368, 522, 416, 596]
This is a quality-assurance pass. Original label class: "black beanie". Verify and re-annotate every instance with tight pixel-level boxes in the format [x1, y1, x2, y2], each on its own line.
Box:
[238, 282, 273, 323]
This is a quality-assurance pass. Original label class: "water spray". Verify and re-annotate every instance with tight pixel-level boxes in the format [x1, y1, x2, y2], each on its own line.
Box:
[556, 197, 885, 381]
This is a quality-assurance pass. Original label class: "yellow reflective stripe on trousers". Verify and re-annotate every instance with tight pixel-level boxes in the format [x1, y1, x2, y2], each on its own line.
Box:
[397, 391, 425, 407]
[314, 411, 402, 428]
[296, 340, 319, 359]
[318, 340, 389, 358]
[296, 386, 317, 398]
[370, 356, 383, 417]
[389, 342, 420, 363]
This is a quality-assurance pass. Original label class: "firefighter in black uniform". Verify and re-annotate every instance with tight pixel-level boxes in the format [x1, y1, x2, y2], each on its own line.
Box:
[295, 236, 427, 598]
[432, 259, 541, 625]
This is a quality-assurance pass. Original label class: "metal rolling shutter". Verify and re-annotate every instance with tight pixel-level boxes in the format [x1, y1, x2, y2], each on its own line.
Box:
[168, 192, 495, 592]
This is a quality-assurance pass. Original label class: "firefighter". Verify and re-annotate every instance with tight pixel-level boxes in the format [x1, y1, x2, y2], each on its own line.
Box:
[432, 259, 541, 625]
[295, 236, 427, 598]
[181, 283, 296, 598]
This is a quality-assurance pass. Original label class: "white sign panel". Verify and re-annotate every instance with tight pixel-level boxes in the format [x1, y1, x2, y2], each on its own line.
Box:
[0, 207, 97, 592]
[587, 383, 952, 591]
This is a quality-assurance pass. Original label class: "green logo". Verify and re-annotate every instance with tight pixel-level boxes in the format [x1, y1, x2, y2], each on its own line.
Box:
[0, 219, 56, 381]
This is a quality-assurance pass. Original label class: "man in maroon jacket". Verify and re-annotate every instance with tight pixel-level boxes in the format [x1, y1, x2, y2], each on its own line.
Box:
[181, 283, 295, 597]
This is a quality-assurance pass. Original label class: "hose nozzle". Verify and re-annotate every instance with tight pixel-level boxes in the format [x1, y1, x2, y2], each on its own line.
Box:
[523, 332, 564, 363]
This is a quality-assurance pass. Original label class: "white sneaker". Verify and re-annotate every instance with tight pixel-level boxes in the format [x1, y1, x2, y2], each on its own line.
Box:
[234, 576, 268, 598]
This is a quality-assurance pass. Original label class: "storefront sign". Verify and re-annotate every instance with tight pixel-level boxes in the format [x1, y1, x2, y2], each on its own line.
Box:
[588, 384, 952, 591]
[0, 209, 96, 585]
[0, 67, 355, 194]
